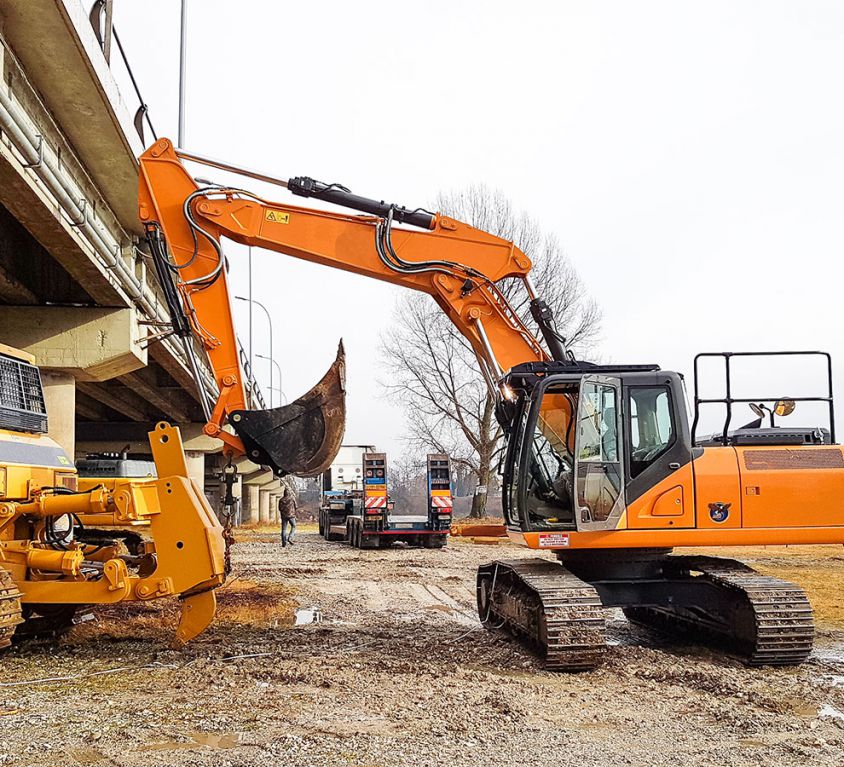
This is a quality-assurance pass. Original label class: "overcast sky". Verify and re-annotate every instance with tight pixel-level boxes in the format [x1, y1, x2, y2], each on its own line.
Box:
[115, 1, 844, 455]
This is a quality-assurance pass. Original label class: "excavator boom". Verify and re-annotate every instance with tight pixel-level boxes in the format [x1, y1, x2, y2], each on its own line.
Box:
[138, 138, 558, 475]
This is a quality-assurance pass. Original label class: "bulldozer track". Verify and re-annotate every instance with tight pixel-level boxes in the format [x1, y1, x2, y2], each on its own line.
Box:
[477, 559, 605, 671]
[624, 556, 815, 666]
[0, 568, 24, 650]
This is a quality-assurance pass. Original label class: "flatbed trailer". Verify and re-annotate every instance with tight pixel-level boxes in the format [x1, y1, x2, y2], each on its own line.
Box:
[345, 453, 453, 549]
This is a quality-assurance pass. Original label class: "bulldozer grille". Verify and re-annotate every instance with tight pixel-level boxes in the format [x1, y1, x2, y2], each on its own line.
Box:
[0, 353, 47, 434]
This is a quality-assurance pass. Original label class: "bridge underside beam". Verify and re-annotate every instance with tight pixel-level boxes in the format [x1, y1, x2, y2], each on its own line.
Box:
[0, 305, 146, 381]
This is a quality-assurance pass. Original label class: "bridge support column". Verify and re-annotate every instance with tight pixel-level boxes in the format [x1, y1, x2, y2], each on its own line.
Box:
[185, 451, 205, 495]
[241, 484, 259, 525]
[41, 371, 75, 459]
[258, 489, 271, 524]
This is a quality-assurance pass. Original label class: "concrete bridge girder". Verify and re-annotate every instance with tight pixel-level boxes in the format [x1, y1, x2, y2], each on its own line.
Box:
[0, 4, 219, 435]
[0, 306, 146, 381]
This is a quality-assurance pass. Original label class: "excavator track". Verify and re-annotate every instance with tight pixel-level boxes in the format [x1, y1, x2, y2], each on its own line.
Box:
[477, 559, 605, 671]
[0, 568, 24, 650]
[622, 556, 814, 666]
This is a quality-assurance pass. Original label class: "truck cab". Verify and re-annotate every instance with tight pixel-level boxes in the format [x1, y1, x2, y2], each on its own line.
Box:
[318, 444, 374, 541]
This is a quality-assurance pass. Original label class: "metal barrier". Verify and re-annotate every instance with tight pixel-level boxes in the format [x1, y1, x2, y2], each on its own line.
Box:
[691, 351, 835, 445]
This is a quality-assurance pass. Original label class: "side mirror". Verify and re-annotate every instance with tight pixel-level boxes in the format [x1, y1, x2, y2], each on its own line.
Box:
[774, 398, 796, 417]
[749, 403, 765, 419]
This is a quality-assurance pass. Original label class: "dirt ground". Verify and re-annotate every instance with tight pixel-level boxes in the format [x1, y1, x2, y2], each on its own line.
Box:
[1, 529, 844, 767]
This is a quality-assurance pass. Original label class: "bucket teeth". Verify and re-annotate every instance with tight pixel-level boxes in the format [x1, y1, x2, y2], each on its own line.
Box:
[232, 341, 346, 476]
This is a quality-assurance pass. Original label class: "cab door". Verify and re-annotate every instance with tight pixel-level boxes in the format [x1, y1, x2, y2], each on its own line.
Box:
[574, 376, 625, 531]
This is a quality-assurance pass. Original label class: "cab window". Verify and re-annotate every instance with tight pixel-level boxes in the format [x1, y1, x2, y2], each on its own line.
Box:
[518, 384, 579, 530]
[628, 386, 674, 478]
[575, 382, 621, 523]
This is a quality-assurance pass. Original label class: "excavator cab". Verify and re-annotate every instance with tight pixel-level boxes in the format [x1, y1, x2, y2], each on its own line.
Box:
[501, 362, 692, 534]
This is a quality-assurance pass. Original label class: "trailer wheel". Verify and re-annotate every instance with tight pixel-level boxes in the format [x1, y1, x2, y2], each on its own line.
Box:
[318, 512, 325, 537]
[326, 523, 344, 543]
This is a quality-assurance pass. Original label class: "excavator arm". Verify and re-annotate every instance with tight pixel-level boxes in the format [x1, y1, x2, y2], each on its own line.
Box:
[138, 138, 568, 475]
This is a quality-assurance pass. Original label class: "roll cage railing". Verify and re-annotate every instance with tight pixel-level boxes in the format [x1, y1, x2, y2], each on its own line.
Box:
[690, 351, 835, 446]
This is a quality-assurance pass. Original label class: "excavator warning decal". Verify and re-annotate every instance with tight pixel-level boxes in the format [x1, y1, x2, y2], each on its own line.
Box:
[265, 209, 290, 224]
[539, 533, 570, 547]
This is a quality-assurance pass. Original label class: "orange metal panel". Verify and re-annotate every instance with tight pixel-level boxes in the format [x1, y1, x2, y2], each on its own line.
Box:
[737, 445, 844, 528]
[693, 447, 742, 528]
[652, 486, 685, 516]
[520, 526, 844, 550]
[627, 464, 694, 529]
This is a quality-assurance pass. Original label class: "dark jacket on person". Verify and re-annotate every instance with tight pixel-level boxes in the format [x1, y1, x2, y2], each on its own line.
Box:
[278, 494, 297, 520]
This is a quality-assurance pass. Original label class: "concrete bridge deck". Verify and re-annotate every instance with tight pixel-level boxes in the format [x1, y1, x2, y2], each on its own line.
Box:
[0, 0, 276, 523]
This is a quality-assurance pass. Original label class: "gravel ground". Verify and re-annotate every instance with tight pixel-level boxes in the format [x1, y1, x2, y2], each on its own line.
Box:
[1, 529, 843, 766]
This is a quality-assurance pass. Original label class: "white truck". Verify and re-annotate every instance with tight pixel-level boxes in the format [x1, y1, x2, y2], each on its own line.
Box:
[318, 444, 375, 541]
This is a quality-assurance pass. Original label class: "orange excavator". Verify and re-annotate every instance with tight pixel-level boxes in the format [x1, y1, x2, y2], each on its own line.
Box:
[139, 137, 842, 669]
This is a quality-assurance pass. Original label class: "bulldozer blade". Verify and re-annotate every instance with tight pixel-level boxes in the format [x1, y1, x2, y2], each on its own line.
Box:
[173, 588, 217, 647]
[230, 341, 346, 476]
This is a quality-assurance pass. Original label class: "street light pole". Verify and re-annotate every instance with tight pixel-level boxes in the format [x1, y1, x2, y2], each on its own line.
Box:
[178, 0, 188, 147]
[256, 353, 283, 407]
[247, 247, 253, 378]
[235, 295, 273, 407]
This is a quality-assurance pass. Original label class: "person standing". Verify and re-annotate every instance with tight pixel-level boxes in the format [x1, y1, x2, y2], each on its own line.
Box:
[279, 486, 297, 547]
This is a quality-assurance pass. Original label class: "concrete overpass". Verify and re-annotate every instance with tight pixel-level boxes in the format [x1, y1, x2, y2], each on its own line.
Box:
[0, 0, 273, 524]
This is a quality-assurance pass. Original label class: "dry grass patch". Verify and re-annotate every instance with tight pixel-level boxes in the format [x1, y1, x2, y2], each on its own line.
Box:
[215, 578, 297, 627]
[65, 578, 297, 645]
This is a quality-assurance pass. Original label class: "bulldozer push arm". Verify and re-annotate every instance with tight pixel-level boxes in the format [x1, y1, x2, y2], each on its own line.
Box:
[0, 420, 225, 647]
[138, 139, 569, 475]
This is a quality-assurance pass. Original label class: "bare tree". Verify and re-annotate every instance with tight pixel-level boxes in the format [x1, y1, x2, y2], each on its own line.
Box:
[380, 186, 601, 517]
[387, 456, 427, 515]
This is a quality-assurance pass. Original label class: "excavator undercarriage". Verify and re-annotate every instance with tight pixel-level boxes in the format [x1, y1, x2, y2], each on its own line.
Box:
[478, 552, 814, 671]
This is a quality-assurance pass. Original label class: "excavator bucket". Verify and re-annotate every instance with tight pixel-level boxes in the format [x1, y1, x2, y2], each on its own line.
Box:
[231, 342, 346, 476]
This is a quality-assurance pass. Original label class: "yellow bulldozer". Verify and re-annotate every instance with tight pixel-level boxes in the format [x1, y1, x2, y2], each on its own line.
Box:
[0, 342, 226, 648]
